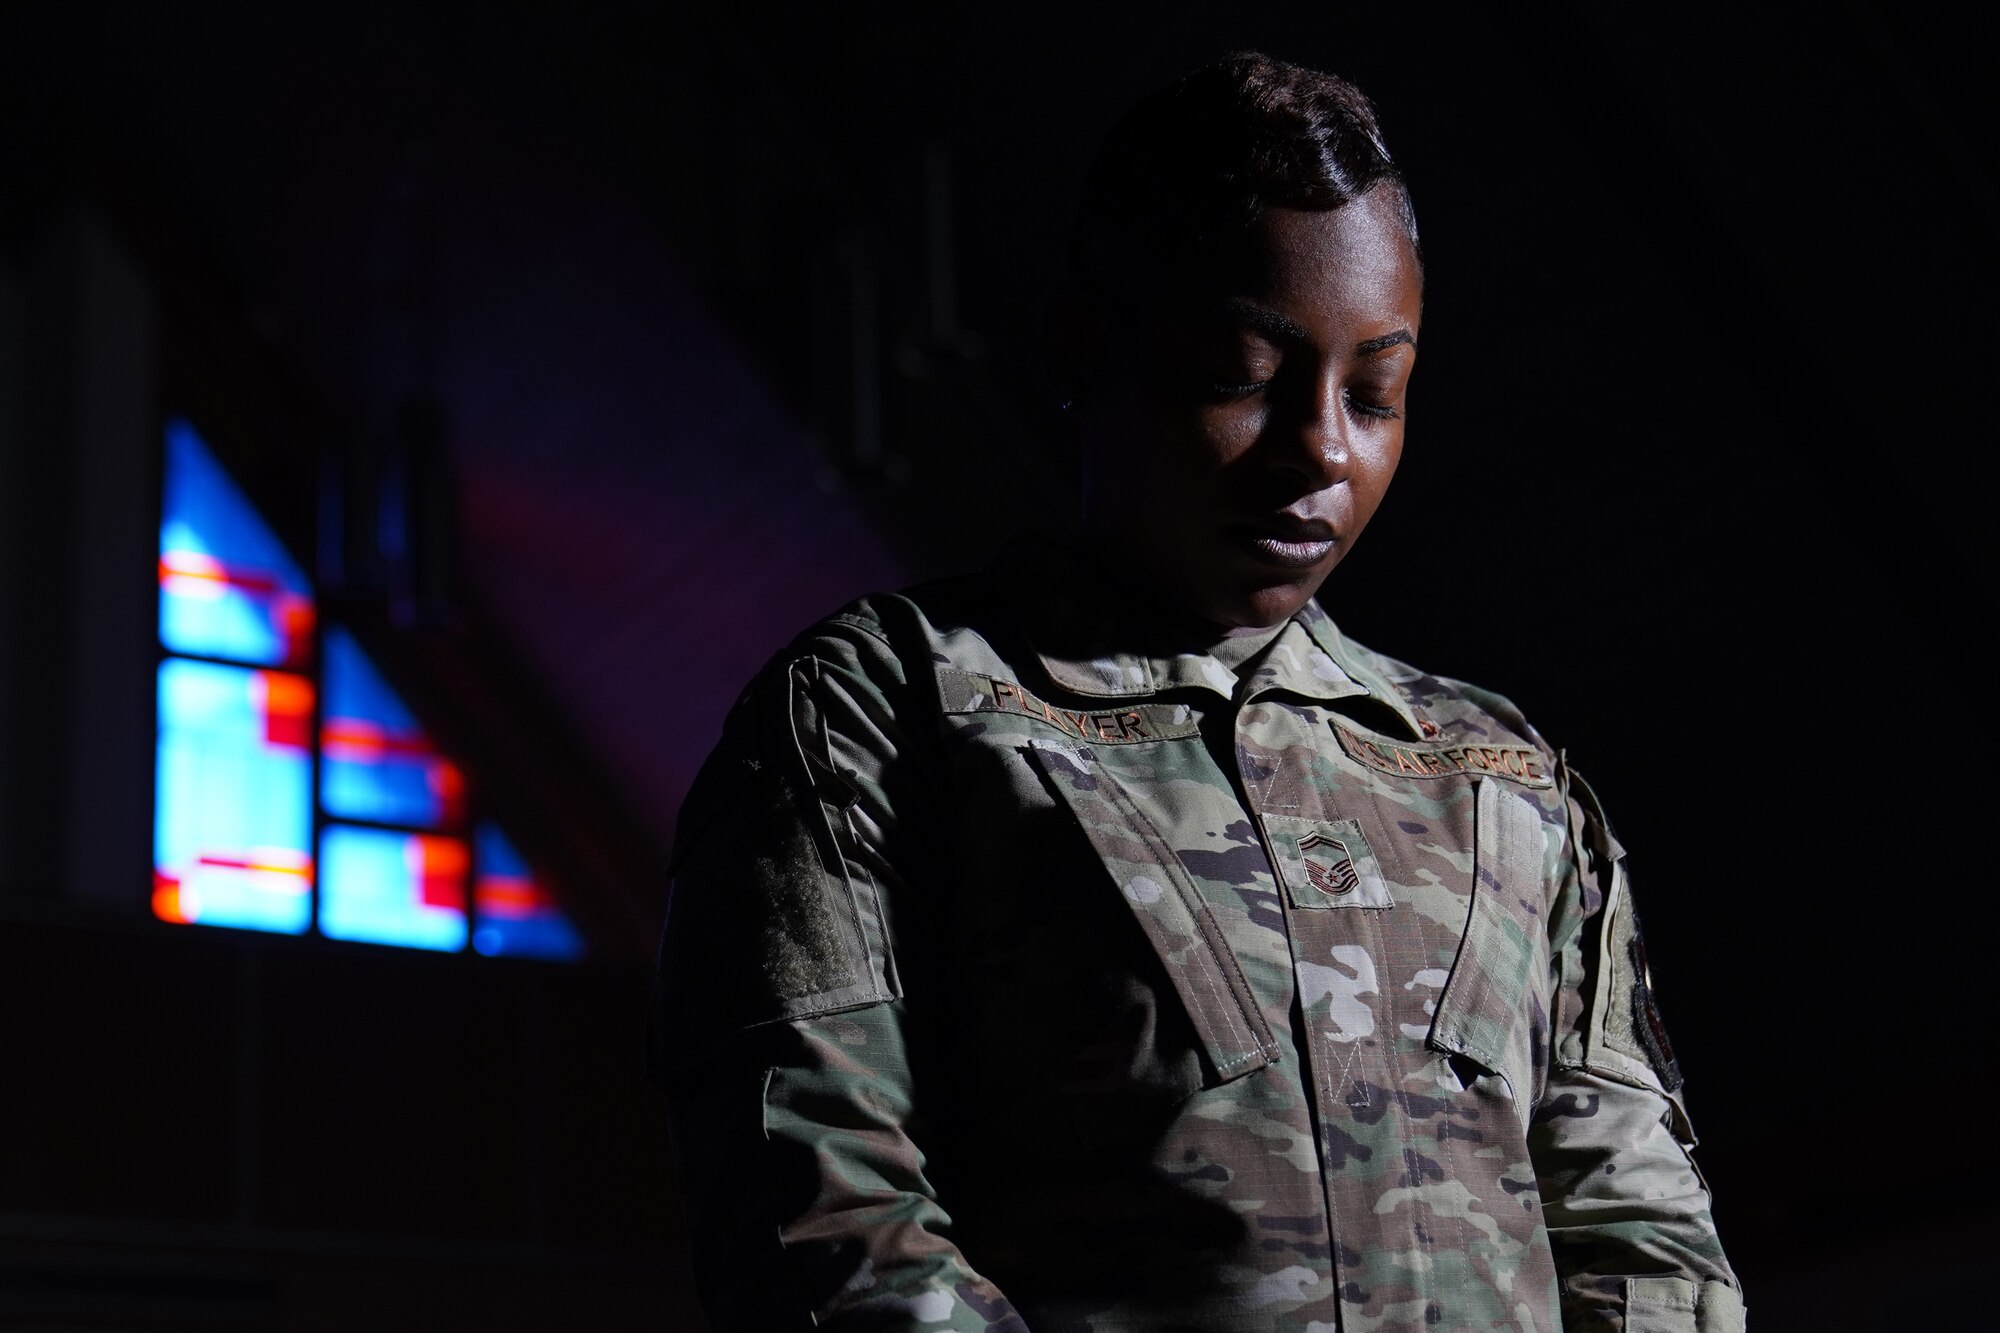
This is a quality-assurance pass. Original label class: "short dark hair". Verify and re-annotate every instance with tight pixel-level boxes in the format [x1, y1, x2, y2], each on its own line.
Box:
[1069, 51, 1420, 298]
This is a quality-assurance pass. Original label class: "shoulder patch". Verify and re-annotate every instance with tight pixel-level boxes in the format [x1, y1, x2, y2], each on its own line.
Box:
[1601, 882, 1685, 1091]
[1331, 720, 1554, 788]
[938, 667, 1199, 744]
[1625, 905, 1685, 1092]
[654, 657, 899, 1072]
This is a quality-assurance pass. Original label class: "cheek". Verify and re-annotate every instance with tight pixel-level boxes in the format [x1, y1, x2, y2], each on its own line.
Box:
[1149, 402, 1262, 480]
[1358, 430, 1405, 499]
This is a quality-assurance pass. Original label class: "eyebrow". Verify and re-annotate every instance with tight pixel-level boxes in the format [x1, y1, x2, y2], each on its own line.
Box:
[1217, 299, 1417, 355]
[1355, 330, 1417, 355]
[1218, 299, 1311, 345]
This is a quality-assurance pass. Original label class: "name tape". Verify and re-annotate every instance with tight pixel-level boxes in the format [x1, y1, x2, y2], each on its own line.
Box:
[940, 669, 1199, 744]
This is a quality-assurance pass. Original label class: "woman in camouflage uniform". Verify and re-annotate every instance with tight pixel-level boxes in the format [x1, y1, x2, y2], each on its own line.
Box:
[651, 51, 1742, 1333]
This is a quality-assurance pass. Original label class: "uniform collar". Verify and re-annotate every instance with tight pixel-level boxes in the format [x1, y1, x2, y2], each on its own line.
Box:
[988, 532, 1427, 736]
[1269, 597, 1429, 737]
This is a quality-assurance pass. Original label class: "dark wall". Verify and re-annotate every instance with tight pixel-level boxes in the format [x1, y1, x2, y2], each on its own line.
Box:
[0, 917, 700, 1330]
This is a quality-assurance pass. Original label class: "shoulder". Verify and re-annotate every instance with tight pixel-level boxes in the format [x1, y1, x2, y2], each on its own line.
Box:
[765, 573, 1031, 696]
[1335, 629, 1556, 759]
[680, 575, 1023, 832]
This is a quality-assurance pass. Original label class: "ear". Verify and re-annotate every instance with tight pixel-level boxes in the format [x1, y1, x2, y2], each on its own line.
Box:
[1043, 286, 1109, 411]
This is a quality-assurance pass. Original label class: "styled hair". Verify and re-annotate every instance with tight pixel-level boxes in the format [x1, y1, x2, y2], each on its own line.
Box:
[1069, 51, 1420, 298]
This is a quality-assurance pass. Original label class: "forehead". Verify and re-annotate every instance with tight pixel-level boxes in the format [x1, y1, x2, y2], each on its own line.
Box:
[1170, 189, 1423, 327]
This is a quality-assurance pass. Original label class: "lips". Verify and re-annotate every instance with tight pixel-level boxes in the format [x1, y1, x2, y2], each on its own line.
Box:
[1229, 514, 1338, 571]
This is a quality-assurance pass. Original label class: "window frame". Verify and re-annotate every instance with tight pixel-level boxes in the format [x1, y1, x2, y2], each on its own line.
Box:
[153, 416, 581, 960]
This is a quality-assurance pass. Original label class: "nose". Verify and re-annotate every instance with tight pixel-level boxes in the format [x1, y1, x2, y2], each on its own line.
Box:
[1268, 371, 1350, 490]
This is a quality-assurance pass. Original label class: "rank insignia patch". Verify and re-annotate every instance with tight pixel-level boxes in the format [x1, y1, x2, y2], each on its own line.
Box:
[1260, 814, 1394, 910]
[1298, 832, 1360, 897]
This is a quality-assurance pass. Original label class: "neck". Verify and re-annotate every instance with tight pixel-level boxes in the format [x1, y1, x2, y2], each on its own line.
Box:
[1038, 528, 1291, 657]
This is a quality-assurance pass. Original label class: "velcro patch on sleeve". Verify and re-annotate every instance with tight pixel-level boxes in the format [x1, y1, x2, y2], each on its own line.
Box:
[1603, 882, 1685, 1093]
[662, 757, 863, 1021]
[1332, 721, 1554, 788]
[653, 662, 898, 1071]
[939, 667, 1199, 743]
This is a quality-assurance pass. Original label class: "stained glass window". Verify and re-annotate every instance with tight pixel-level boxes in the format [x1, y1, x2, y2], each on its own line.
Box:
[153, 659, 314, 934]
[321, 628, 464, 828]
[153, 418, 582, 960]
[473, 824, 584, 961]
[159, 419, 315, 667]
[319, 825, 469, 952]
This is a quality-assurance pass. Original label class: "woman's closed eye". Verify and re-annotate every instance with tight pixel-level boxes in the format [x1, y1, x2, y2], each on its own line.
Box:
[1206, 375, 1273, 399]
[1186, 329, 1282, 399]
[1203, 367, 1404, 421]
[1345, 389, 1401, 421]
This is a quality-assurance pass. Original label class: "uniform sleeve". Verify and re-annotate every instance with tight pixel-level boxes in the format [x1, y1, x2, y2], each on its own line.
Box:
[648, 614, 1029, 1333]
[1531, 763, 1746, 1333]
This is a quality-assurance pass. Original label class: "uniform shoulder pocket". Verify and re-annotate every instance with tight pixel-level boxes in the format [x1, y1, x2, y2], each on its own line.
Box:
[1426, 777, 1550, 1103]
[653, 657, 901, 1076]
[1561, 767, 1686, 1100]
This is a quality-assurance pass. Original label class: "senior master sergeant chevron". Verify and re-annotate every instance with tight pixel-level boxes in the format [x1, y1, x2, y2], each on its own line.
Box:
[649, 51, 1743, 1333]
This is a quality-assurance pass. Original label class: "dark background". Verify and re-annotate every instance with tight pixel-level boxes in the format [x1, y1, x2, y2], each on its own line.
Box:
[2, 3, 1993, 1328]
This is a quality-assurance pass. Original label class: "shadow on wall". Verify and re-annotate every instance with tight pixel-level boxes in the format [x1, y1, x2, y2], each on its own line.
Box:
[425, 135, 910, 850]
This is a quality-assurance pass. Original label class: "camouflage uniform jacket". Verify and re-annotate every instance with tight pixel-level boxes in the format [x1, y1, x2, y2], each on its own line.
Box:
[651, 552, 1742, 1333]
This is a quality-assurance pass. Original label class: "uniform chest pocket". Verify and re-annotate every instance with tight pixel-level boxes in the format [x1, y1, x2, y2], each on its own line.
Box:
[1425, 778, 1550, 1105]
[1023, 738, 1280, 1088]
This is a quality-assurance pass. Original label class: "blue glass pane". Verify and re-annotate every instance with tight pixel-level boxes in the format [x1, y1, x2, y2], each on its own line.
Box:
[472, 824, 584, 961]
[154, 659, 314, 934]
[159, 418, 316, 666]
[320, 628, 462, 828]
[320, 824, 468, 951]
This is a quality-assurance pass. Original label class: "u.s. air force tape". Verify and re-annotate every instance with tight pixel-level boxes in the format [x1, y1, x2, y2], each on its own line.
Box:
[1331, 721, 1553, 788]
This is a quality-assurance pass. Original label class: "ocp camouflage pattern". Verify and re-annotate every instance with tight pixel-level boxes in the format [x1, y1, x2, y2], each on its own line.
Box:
[652, 543, 1743, 1332]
